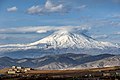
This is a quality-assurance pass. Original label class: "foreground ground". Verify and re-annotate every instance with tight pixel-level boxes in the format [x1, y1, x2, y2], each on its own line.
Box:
[0, 66, 120, 80]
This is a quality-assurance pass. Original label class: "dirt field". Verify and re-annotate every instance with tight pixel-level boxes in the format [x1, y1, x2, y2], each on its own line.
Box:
[0, 66, 120, 80]
[26, 66, 119, 74]
[0, 68, 9, 74]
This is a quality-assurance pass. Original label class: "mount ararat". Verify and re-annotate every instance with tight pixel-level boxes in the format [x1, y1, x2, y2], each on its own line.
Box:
[0, 30, 119, 58]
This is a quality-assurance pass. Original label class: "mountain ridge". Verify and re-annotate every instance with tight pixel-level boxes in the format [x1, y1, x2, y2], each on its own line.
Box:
[0, 53, 118, 70]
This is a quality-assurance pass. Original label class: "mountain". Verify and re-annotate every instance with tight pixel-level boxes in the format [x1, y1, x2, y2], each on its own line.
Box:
[0, 53, 117, 70]
[0, 30, 119, 69]
[29, 30, 118, 49]
[0, 30, 119, 58]
[36, 54, 116, 70]
[70, 56, 120, 69]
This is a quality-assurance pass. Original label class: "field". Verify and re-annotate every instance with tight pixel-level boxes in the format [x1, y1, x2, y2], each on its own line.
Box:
[0, 66, 120, 80]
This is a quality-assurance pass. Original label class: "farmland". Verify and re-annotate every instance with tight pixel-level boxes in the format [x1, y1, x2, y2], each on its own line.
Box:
[0, 66, 120, 80]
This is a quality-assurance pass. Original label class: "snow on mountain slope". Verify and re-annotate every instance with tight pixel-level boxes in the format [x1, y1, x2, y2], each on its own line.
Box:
[29, 30, 118, 49]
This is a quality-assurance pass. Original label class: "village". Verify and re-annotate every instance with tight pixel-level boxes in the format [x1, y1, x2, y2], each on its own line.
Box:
[7, 66, 33, 74]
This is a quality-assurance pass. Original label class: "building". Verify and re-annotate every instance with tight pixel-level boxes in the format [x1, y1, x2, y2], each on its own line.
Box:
[12, 66, 16, 69]
[7, 66, 32, 74]
[25, 68, 32, 71]
[7, 70, 16, 74]
[17, 67, 22, 69]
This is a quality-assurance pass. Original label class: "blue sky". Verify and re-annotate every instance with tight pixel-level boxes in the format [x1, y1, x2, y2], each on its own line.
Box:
[0, 0, 120, 44]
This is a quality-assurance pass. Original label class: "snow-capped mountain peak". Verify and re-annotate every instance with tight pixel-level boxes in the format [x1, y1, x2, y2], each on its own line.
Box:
[29, 30, 118, 49]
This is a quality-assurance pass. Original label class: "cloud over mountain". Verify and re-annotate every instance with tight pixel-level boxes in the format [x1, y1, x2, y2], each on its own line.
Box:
[0, 26, 90, 34]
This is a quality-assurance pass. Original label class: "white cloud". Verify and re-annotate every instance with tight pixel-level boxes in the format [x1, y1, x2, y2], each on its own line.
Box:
[0, 26, 90, 34]
[27, 0, 88, 15]
[7, 6, 18, 12]
[114, 32, 120, 35]
[27, 0, 68, 14]
[76, 5, 87, 10]
[45, 0, 64, 12]
[91, 34, 108, 39]
[36, 30, 48, 33]
[27, 6, 42, 14]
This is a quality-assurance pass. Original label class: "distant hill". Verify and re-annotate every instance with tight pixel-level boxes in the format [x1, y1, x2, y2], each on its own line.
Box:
[0, 53, 119, 70]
